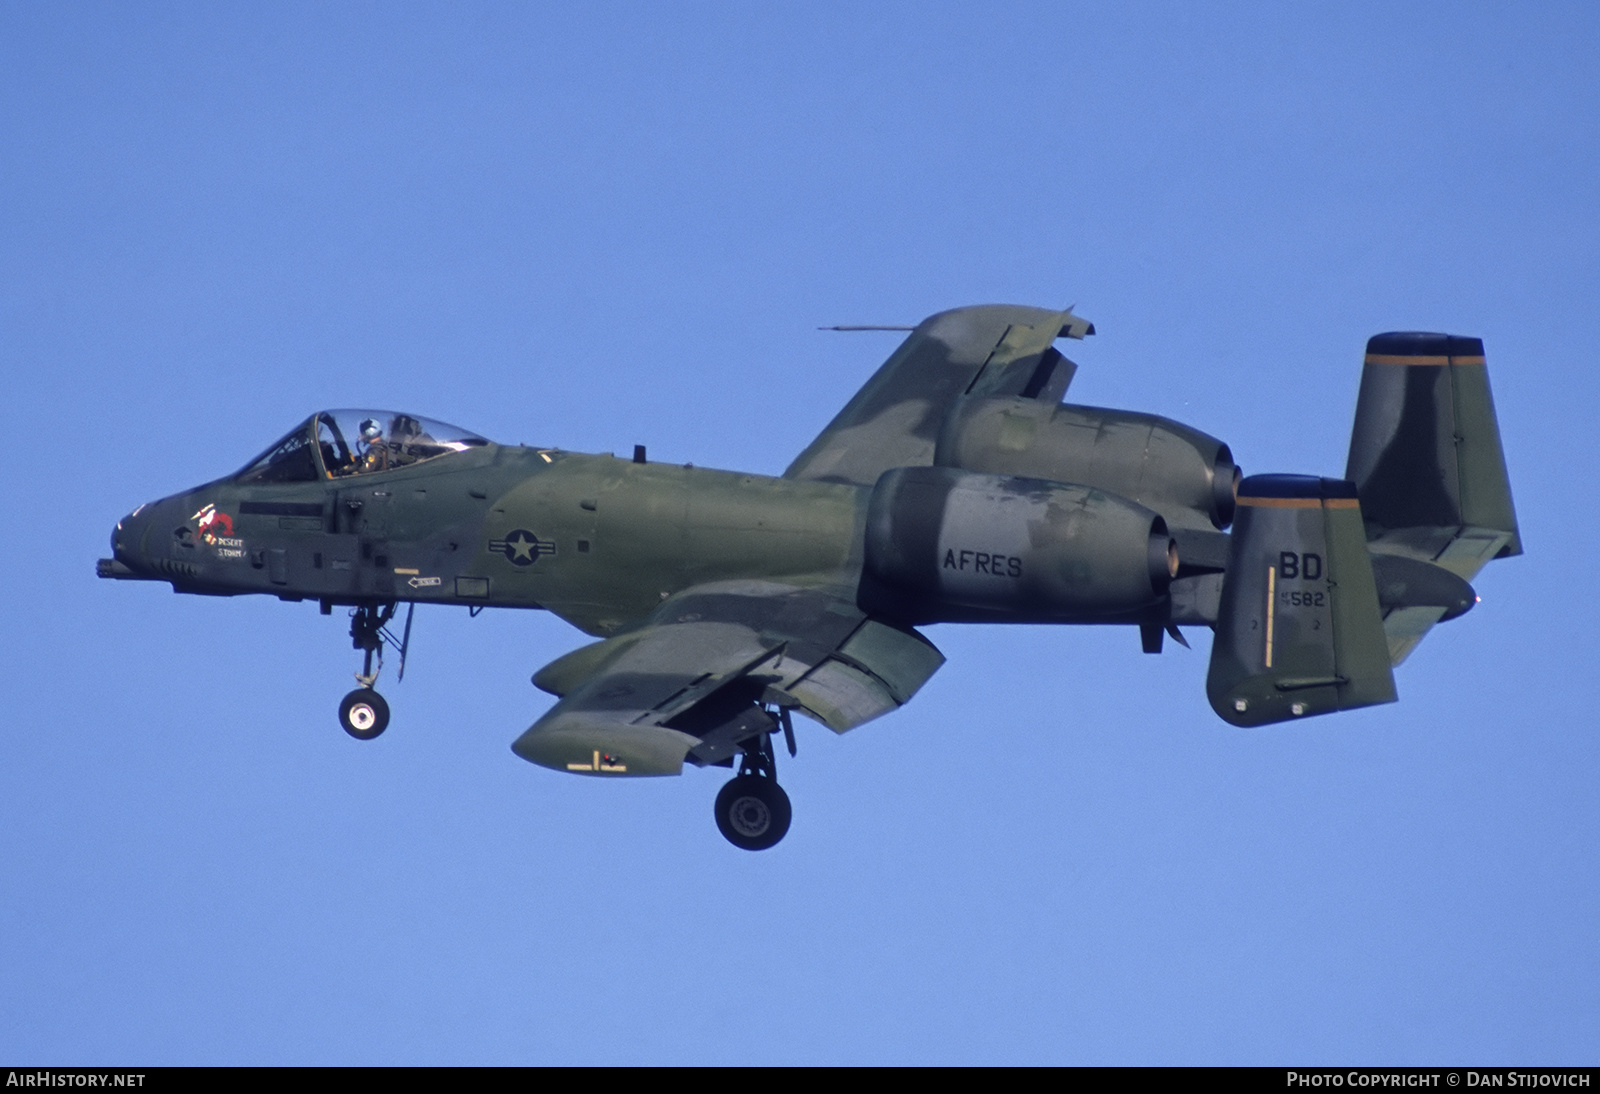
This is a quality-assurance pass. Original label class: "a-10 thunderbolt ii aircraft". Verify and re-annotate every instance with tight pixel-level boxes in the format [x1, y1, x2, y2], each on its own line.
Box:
[100, 305, 1520, 850]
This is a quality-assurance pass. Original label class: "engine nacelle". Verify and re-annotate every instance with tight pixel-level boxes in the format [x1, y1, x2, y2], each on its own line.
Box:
[934, 397, 1239, 531]
[862, 466, 1176, 623]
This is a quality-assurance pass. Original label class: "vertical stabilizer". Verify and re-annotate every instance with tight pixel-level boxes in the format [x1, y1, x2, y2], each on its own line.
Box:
[1207, 475, 1396, 727]
[1345, 333, 1520, 663]
[1347, 332, 1520, 562]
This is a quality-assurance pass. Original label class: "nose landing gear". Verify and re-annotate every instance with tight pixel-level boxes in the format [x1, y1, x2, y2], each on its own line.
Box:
[338, 687, 390, 740]
[714, 728, 792, 851]
[336, 601, 411, 740]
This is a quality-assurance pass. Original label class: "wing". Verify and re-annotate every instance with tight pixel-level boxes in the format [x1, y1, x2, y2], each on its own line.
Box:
[512, 580, 945, 776]
[785, 304, 1095, 487]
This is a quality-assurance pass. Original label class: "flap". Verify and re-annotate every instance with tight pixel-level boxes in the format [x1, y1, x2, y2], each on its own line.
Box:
[515, 581, 943, 775]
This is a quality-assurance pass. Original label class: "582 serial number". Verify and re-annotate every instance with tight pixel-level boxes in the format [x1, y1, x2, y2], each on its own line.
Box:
[1282, 590, 1326, 607]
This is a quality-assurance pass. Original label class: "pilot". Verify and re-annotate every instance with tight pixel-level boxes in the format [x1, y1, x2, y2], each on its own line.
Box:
[356, 418, 391, 474]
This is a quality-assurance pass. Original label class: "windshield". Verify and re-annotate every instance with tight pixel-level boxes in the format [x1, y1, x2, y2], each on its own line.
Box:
[236, 410, 490, 482]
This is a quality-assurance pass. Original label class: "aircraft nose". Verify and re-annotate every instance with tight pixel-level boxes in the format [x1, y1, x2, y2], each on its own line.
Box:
[100, 502, 157, 579]
[115, 505, 146, 561]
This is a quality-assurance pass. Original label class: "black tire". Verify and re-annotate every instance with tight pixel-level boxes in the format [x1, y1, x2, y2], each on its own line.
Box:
[714, 775, 792, 851]
[338, 688, 390, 740]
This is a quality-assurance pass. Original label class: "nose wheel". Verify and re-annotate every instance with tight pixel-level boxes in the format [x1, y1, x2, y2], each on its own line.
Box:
[714, 730, 792, 850]
[339, 688, 390, 740]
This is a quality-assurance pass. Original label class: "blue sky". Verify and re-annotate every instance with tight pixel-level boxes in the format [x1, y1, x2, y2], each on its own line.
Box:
[2, 1, 1595, 1064]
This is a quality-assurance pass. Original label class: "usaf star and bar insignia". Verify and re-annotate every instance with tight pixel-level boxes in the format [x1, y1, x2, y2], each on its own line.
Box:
[489, 529, 557, 566]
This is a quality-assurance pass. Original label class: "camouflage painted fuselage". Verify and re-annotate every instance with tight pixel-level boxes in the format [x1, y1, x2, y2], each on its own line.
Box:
[111, 447, 867, 638]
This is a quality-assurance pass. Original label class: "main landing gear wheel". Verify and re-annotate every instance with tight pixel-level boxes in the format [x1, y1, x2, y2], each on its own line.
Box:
[339, 688, 390, 740]
[715, 775, 792, 851]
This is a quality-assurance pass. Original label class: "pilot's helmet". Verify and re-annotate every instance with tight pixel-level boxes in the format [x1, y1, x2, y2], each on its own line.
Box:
[359, 419, 383, 442]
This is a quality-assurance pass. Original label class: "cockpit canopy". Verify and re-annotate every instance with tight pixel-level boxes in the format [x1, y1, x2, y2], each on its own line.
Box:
[236, 410, 491, 484]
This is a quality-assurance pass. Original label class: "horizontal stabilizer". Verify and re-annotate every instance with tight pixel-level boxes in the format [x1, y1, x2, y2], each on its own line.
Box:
[1369, 554, 1476, 621]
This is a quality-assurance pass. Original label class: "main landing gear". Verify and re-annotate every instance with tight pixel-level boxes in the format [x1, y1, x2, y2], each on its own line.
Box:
[714, 716, 793, 851]
[336, 601, 412, 741]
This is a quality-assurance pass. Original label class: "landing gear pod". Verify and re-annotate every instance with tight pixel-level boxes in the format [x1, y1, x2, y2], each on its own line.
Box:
[862, 466, 1176, 623]
[1206, 475, 1396, 727]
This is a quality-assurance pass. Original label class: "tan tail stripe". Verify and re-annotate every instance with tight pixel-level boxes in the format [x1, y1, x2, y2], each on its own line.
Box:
[1238, 496, 1360, 509]
[1365, 354, 1486, 366]
[1265, 565, 1276, 668]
